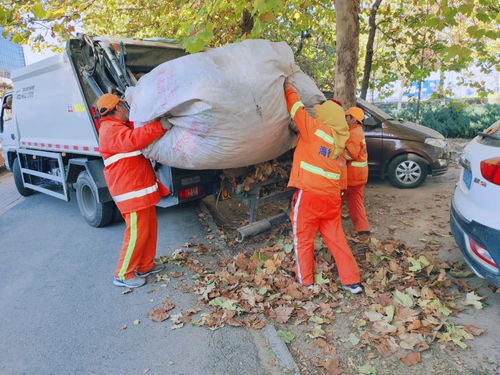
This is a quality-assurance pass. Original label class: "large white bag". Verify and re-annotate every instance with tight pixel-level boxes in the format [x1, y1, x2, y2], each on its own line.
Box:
[125, 39, 326, 170]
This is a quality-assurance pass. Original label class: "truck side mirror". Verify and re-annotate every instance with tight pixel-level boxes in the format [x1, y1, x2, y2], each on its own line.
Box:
[363, 117, 378, 127]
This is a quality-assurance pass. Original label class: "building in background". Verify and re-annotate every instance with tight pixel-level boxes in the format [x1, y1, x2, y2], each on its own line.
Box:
[0, 27, 26, 80]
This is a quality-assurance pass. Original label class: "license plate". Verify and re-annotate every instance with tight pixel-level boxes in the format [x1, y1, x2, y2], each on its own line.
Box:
[463, 168, 472, 189]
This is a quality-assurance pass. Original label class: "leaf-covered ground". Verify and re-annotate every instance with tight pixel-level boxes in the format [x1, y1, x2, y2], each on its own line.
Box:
[143, 148, 499, 374]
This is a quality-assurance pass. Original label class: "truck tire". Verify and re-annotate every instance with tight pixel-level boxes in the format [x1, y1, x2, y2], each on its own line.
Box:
[76, 171, 114, 227]
[13, 157, 35, 196]
[387, 154, 428, 189]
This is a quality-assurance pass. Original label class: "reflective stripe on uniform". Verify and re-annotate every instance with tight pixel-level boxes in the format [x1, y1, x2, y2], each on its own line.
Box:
[113, 183, 158, 203]
[351, 161, 368, 167]
[292, 189, 304, 284]
[290, 101, 305, 119]
[118, 211, 138, 279]
[344, 150, 353, 161]
[104, 151, 142, 167]
[314, 129, 335, 145]
[300, 161, 340, 180]
[361, 139, 366, 144]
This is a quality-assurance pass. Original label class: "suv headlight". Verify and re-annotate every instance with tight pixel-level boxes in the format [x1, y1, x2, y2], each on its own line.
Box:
[425, 138, 447, 148]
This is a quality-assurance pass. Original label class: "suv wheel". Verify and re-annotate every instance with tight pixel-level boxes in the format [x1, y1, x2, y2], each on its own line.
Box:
[387, 154, 428, 188]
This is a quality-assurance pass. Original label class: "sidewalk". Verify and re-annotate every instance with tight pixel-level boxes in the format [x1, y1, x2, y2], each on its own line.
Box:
[0, 170, 23, 215]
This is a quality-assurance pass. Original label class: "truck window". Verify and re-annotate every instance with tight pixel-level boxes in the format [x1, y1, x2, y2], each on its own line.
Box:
[1, 95, 13, 132]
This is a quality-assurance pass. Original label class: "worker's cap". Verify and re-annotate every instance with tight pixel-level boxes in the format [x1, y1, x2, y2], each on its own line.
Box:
[96, 94, 125, 116]
[345, 107, 364, 123]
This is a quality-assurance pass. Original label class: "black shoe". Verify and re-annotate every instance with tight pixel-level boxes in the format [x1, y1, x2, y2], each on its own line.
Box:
[357, 231, 371, 236]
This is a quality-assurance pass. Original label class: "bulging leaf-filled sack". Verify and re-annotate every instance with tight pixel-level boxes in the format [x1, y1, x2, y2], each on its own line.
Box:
[125, 39, 326, 169]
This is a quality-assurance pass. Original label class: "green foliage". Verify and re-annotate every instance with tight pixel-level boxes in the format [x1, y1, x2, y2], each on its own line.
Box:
[380, 100, 500, 138]
[1, 0, 498, 95]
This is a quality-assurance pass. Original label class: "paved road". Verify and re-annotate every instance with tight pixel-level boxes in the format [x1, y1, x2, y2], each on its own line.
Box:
[0, 171, 281, 375]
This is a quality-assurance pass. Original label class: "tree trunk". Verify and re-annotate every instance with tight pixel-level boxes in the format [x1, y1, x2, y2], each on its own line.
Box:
[334, 0, 360, 108]
[360, 0, 383, 100]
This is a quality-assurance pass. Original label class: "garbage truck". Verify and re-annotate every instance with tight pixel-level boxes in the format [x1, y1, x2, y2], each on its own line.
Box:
[0, 35, 217, 227]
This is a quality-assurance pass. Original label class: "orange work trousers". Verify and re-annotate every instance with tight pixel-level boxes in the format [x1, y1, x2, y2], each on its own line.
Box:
[291, 189, 360, 286]
[343, 184, 370, 233]
[115, 205, 158, 280]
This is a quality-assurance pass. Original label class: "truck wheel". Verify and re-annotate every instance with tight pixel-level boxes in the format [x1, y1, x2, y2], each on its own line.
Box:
[387, 154, 428, 189]
[76, 171, 114, 227]
[12, 157, 35, 196]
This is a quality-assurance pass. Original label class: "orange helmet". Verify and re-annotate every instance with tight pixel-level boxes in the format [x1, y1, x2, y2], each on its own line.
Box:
[96, 94, 125, 116]
[345, 107, 364, 123]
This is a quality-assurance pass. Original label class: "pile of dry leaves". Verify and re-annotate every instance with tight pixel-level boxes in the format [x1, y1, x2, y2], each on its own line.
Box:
[150, 235, 486, 369]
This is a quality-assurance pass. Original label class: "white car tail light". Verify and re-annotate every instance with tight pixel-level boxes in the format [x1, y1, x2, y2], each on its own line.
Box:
[468, 237, 497, 270]
[480, 157, 500, 185]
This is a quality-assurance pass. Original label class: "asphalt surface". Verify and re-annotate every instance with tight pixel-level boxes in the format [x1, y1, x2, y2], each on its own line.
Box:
[0, 171, 273, 375]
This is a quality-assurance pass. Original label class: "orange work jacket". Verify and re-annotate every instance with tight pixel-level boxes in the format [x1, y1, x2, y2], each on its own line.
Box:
[344, 124, 368, 186]
[99, 117, 169, 214]
[285, 88, 347, 196]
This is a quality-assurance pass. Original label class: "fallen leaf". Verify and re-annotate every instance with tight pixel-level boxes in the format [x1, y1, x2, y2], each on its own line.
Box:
[148, 309, 170, 323]
[463, 325, 484, 336]
[169, 271, 184, 278]
[163, 300, 176, 311]
[274, 306, 294, 324]
[307, 325, 326, 339]
[122, 288, 133, 295]
[373, 320, 397, 334]
[463, 292, 483, 309]
[119, 325, 127, 330]
[324, 357, 343, 375]
[365, 311, 384, 322]
[348, 333, 360, 346]
[277, 330, 295, 344]
[358, 364, 377, 374]
[393, 290, 414, 307]
[314, 272, 329, 285]
[400, 352, 421, 367]
[133, 319, 140, 325]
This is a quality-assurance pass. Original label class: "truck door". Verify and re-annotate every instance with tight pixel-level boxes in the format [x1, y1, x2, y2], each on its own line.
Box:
[0, 94, 19, 168]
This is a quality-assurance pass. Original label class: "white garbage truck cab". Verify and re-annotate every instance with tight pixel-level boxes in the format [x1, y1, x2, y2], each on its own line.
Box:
[0, 35, 215, 227]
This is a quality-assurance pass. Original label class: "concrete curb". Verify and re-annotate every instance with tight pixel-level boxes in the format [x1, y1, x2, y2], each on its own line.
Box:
[196, 199, 301, 375]
[262, 325, 301, 375]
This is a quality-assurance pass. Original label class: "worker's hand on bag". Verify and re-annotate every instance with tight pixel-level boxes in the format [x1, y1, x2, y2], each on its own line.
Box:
[284, 78, 293, 91]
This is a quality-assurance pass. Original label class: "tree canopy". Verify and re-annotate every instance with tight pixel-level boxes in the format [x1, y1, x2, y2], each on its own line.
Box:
[1, 0, 498, 96]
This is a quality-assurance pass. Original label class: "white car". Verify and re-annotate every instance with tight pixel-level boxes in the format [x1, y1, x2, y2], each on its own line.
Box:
[451, 120, 500, 286]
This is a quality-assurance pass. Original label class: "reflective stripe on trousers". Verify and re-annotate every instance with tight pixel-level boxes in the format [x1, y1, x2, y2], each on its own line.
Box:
[103, 151, 142, 167]
[292, 189, 304, 284]
[113, 183, 158, 203]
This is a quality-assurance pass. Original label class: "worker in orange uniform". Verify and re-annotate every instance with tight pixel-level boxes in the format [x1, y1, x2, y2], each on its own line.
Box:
[96, 94, 170, 288]
[343, 107, 371, 235]
[284, 81, 362, 294]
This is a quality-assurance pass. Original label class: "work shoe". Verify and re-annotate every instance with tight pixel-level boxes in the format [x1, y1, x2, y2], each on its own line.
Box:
[342, 284, 363, 294]
[357, 231, 372, 236]
[113, 276, 146, 288]
[136, 263, 165, 278]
